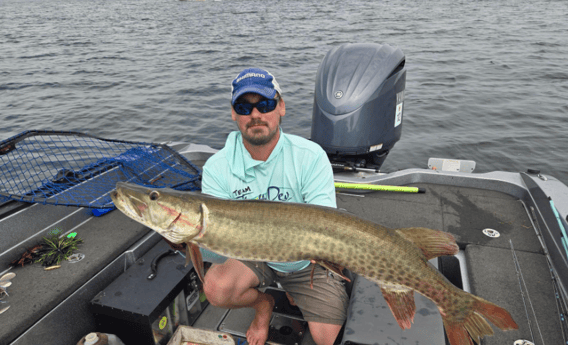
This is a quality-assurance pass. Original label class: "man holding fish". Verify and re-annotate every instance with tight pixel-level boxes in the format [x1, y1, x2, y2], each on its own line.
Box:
[199, 68, 349, 345]
[112, 68, 519, 345]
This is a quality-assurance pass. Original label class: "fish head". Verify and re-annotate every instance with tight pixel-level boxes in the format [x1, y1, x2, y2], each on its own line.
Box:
[111, 182, 203, 244]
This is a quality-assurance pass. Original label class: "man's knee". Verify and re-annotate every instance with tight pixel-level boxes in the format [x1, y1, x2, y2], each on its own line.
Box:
[203, 266, 234, 306]
[309, 321, 342, 345]
[202, 259, 260, 306]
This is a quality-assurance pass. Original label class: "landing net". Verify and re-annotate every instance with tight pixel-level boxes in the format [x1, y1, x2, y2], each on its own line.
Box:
[0, 130, 201, 208]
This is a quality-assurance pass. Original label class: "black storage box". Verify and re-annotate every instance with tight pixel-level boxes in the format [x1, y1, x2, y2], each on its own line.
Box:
[90, 241, 208, 345]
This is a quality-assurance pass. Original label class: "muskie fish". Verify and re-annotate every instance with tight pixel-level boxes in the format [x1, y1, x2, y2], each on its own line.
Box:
[110, 182, 518, 345]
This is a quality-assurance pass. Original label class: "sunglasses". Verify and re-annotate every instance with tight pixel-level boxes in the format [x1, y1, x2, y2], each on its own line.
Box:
[233, 98, 279, 116]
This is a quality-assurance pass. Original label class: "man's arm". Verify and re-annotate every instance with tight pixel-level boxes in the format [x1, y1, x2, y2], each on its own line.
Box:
[301, 150, 337, 208]
[202, 161, 232, 199]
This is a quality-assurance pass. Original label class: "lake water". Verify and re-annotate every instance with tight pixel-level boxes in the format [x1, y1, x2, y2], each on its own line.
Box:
[1, 0, 567, 183]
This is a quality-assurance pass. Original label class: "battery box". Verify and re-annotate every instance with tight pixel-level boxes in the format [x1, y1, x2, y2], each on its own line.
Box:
[90, 241, 208, 345]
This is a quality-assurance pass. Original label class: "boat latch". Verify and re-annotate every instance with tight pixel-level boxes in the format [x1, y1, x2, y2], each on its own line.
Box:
[526, 169, 547, 181]
[482, 228, 501, 238]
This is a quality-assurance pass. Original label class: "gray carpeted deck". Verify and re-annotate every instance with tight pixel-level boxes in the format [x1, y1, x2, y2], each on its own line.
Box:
[0, 203, 152, 345]
[336, 183, 562, 345]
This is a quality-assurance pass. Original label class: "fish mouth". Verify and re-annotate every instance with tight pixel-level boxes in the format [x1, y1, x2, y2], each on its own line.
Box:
[111, 189, 147, 220]
[126, 195, 148, 220]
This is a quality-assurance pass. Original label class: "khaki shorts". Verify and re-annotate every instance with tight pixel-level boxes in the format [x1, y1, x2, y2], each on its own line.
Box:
[241, 261, 349, 325]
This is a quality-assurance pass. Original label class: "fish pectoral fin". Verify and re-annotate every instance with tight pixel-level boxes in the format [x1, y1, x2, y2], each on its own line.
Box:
[380, 285, 416, 330]
[309, 264, 316, 289]
[187, 242, 206, 284]
[396, 227, 459, 260]
[312, 260, 352, 285]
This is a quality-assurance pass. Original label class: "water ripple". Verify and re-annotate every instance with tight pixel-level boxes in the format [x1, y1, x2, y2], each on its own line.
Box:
[1, 0, 567, 184]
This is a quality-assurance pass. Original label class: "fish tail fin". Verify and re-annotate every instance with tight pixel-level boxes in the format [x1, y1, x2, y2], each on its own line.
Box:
[441, 296, 518, 345]
[442, 317, 476, 345]
[396, 227, 459, 260]
[472, 296, 518, 331]
[380, 286, 416, 329]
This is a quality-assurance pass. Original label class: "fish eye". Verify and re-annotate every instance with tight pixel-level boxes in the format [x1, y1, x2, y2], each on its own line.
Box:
[149, 191, 160, 201]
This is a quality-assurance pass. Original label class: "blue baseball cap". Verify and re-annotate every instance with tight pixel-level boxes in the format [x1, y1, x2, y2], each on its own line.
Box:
[231, 67, 282, 105]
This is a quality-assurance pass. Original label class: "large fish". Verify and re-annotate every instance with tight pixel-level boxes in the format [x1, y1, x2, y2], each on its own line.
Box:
[110, 182, 518, 345]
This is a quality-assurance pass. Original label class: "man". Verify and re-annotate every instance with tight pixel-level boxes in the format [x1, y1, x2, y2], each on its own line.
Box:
[200, 67, 348, 345]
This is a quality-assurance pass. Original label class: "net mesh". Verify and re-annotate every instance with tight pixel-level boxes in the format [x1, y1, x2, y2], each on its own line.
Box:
[0, 130, 201, 208]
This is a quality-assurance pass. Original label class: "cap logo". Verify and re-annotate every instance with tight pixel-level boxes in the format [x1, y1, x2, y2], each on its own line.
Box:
[236, 73, 266, 83]
[231, 68, 282, 105]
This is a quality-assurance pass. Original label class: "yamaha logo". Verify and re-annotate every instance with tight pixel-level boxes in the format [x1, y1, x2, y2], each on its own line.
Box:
[334, 91, 343, 99]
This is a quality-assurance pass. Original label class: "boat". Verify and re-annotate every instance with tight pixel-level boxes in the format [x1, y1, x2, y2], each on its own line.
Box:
[1, 43, 567, 345]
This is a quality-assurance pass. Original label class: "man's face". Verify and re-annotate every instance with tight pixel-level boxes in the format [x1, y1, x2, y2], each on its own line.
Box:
[231, 93, 285, 146]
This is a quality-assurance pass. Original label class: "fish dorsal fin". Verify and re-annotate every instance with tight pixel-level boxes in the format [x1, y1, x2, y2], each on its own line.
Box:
[380, 284, 416, 329]
[395, 227, 459, 260]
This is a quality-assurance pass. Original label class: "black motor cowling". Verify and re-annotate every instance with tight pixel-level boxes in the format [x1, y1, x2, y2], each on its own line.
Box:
[311, 43, 406, 169]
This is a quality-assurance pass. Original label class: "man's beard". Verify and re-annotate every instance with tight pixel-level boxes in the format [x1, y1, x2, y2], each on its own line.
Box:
[241, 121, 279, 146]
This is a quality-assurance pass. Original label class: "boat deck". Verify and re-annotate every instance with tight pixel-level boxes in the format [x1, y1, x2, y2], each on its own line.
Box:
[334, 182, 562, 345]
[0, 178, 565, 344]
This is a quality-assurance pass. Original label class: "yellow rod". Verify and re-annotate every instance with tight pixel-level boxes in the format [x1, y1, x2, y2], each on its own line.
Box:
[334, 182, 425, 193]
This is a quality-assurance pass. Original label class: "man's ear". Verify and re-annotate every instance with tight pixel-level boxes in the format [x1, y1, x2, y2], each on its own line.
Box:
[231, 107, 237, 121]
[279, 98, 285, 117]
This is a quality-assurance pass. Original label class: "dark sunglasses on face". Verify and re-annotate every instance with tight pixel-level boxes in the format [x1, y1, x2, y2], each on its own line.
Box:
[233, 97, 279, 116]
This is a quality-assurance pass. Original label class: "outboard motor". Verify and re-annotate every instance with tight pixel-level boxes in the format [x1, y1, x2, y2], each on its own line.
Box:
[311, 43, 406, 170]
